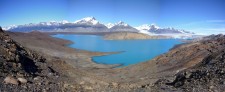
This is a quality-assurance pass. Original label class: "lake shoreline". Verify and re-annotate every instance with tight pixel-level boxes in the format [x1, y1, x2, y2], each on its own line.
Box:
[52, 33, 182, 66]
[7, 31, 122, 69]
[7, 31, 184, 68]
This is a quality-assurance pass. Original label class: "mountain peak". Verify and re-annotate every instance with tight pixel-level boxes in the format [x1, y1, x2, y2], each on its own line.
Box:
[61, 20, 69, 24]
[118, 21, 124, 24]
[105, 21, 129, 28]
[106, 23, 115, 28]
[135, 24, 151, 31]
[150, 24, 160, 29]
[135, 24, 160, 31]
[82, 16, 96, 21]
[116, 21, 128, 26]
[75, 17, 99, 25]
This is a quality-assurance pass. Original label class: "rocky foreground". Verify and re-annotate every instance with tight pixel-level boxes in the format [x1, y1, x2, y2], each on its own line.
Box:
[104, 32, 171, 40]
[1, 26, 225, 91]
[151, 34, 225, 91]
[0, 27, 65, 91]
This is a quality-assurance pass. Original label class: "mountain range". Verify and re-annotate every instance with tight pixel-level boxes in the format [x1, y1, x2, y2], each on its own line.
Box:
[3, 17, 194, 35]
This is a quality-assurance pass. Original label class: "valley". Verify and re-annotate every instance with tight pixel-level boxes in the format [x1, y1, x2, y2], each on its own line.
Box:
[1, 26, 224, 91]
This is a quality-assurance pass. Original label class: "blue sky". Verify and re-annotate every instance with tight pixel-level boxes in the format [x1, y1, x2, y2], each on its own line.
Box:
[0, 0, 225, 34]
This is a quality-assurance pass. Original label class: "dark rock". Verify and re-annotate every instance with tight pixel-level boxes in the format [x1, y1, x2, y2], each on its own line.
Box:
[0, 26, 3, 32]
[0, 28, 62, 91]
[151, 34, 225, 91]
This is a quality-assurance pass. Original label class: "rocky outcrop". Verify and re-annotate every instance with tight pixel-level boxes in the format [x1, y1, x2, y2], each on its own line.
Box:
[0, 27, 62, 91]
[104, 32, 171, 40]
[151, 34, 225, 92]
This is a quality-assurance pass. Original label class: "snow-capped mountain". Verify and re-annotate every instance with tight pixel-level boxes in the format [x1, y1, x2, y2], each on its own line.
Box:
[115, 21, 129, 27]
[61, 20, 69, 24]
[135, 24, 192, 34]
[2, 25, 17, 30]
[135, 24, 159, 31]
[3, 16, 193, 36]
[5, 17, 108, 32]
[106, 23, 115, 29]
[107, 21, 139, 32]
[106, 21, 129, 28]
[74, 17, 99, 25]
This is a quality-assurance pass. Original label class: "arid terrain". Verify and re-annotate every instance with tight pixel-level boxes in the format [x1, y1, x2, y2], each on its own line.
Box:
[1, 27, 225, 91]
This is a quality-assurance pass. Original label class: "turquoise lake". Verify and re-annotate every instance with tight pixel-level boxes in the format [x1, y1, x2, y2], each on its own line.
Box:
[52, 34, 182, 66]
